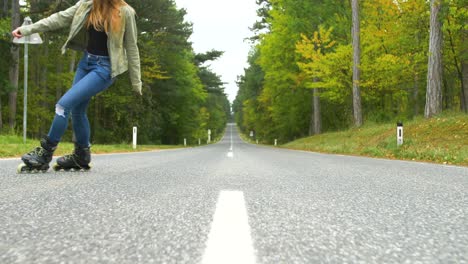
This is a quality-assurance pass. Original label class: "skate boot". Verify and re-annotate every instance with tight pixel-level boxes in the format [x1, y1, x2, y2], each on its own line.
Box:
[53, 143, 91, 171]
[17, 137, 57, 173]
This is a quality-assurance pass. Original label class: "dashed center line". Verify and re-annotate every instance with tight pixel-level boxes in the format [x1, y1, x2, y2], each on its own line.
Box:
[230, 125, 233, 150]
[202, 191, 256, 264]
[227, 124, 234, 158]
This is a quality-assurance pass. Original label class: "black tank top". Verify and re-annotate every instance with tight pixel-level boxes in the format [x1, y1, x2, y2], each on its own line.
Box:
[87, 26, 109, 56]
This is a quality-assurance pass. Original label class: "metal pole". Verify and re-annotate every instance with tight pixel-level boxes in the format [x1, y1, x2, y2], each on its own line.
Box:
[23, 42, 28, 143]
[13, 17, 41, 144]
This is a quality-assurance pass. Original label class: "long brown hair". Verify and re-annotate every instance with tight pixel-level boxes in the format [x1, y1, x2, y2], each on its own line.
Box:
[87, 0, 127, 33]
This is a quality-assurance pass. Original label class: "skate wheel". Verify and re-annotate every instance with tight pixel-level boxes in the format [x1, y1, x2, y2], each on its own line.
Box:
[17, 163, 28, 174]
[83, 164, 92, 171]
[39, 165, 49, 173]
[52, 163, 60, 172]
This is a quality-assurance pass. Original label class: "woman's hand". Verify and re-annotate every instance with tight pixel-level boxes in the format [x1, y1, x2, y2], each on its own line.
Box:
[12, 28, 22, 38]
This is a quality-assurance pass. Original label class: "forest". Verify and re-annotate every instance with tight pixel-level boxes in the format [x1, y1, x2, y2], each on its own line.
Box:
[0, 0, 230, 145]
[234, 0, 467, 144]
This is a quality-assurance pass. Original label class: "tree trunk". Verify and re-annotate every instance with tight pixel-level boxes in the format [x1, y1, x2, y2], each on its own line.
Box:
[308, 89, 314, 136]
[9, 0, 20, 129]
[413, 72, 419, 116]
[462, 61, 468, 113]
[313, 88, 321, 134]
[461, 26, 468, 113]
[446, 16, 466, 112]
[0, 94, 3, 131]
[308, 86, 321, 136]
[2, 0, 8, 17]
[413, 32, 421, 117]
[351, 0, 363, 126]
[425, 0, 443, 118]
[443, 77, 450, 110]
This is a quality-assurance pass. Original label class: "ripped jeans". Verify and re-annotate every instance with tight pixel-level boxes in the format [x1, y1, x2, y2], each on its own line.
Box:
[48, 52, 115, 147]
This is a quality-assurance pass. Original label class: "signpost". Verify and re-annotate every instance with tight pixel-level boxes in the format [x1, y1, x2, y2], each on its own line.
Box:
[133, 126, 137, 149]
[397, 122, 403, 146]
[13, 17, 43, 143]
[208, 129, 211, 143]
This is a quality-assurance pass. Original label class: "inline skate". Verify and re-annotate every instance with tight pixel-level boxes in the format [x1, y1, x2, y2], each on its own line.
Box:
[17, 137, 57, 173]
[53, 143, 91, 171]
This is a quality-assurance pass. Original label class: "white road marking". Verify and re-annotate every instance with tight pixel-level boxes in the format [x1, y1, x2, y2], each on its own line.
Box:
[230, 125, 233, 151]
[227, 124, 234, 158]
[202, 191, 256, 264]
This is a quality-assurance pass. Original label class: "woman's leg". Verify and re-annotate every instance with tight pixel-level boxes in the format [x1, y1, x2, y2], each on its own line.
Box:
[71, 99, 91, 147]
[70, 56, 115, 147]
[48, 69, 114, 144]
[46, 63, 89, 144]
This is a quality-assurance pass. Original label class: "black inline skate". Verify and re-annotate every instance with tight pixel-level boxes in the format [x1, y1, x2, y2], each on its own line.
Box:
[53, 143, 91, 172]
[17, 137, 57, 173]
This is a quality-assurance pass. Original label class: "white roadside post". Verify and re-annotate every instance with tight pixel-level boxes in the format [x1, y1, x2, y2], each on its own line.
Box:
[184, 138, 187, 147]
[208, 129, 211, 144]
[256, 139, 258, 144]
[198, 138, 201, 145]
[397, 122, 403, 146]
[13, 17, 43, 143]
[133, 126, 137, 149]
[274, 139, 277, 146]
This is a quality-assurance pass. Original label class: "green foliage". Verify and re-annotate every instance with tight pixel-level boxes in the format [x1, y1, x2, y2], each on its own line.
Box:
[233, 49, 268, 140]
[0, 18, 11, 40]
[1, 0, 229, 145]
[0, 18, 12, 128]
[235, 0, 467, 144]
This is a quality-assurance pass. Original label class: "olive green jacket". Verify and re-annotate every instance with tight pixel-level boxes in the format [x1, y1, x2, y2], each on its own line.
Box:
[19, 0, 142, 94]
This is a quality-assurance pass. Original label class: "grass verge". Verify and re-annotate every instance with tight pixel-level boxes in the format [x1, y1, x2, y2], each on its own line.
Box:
[282, 113, 467, 166]
[0, 135, 180, 158]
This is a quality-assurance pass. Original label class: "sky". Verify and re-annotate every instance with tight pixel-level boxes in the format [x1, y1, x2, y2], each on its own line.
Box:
[174, 0, 259, 103]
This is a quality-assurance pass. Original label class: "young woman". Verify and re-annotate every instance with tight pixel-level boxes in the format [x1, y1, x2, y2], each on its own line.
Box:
[13, 0, 142, 173]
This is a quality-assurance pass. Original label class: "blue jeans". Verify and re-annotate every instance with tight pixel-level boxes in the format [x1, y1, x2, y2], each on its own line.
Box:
[48, 52, 115, 147]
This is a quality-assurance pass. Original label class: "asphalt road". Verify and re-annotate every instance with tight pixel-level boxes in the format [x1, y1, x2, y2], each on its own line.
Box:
[0, 123, 467, 263]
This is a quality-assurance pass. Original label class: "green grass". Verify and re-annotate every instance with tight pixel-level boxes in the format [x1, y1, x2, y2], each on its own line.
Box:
[0, 135, 180, 158]
[282, 113, 468, 166]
